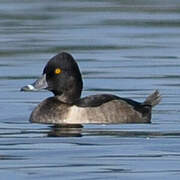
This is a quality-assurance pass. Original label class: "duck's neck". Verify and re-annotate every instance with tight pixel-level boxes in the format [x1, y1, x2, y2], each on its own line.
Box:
[54, 80, 83, 104]
[55, 92, 81, 104]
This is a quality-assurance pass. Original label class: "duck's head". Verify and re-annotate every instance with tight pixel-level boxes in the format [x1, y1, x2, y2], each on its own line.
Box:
[21, 52, 83, 104]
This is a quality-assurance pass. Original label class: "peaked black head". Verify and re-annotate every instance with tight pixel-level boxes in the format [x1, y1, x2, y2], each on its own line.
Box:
[21, 52, 83, 104]
[44, 52, 83, 101]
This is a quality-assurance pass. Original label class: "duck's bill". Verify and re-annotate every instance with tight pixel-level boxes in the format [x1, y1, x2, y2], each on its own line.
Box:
[21, 74, 48, 91]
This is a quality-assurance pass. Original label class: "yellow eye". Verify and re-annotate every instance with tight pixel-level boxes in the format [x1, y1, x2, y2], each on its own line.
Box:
[54, 68, 62, 74]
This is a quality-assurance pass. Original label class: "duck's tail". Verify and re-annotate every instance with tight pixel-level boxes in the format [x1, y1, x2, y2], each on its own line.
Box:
[143, 90, 161, 107]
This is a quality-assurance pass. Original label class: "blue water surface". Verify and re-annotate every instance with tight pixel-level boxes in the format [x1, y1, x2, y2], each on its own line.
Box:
[1, 0, 180, 179]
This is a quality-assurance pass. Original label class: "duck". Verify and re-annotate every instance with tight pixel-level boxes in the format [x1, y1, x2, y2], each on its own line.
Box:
[21, 52, 161, 125]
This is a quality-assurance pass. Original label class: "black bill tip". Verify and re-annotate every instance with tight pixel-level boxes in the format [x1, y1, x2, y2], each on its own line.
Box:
[20, 84, 36, 91]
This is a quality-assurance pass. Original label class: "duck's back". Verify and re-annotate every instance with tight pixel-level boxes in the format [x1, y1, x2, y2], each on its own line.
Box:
[30, 94, 152, 124]
[69, 94, 151, 124]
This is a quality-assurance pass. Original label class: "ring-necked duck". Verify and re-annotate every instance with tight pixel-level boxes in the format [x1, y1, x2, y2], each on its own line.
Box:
[21, 52, 161, 124]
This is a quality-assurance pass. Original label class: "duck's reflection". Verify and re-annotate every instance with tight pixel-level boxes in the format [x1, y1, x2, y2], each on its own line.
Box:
[47, 124, 83, 137]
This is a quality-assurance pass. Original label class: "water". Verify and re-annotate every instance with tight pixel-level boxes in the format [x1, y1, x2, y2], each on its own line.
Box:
[1, 0, 180, 179]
